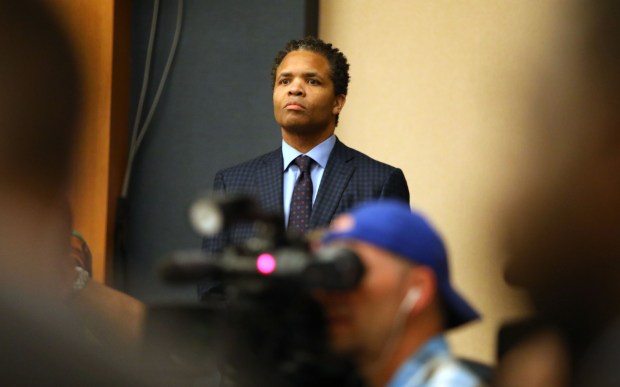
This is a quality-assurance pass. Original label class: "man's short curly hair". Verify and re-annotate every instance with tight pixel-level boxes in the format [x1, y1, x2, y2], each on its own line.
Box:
[271, 36, 350, 97]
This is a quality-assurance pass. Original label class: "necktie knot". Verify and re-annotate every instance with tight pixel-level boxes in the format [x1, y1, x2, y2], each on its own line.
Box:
[293, 155, 313, 173]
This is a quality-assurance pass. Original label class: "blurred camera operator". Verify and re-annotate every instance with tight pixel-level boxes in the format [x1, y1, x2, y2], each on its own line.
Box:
[315, 200, 484, 387]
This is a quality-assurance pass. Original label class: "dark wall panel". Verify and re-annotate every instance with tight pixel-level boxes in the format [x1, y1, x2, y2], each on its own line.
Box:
[126, 0, 316, 301]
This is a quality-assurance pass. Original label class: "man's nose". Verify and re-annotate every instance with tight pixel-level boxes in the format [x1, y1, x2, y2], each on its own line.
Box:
[287, 79, 305, 96]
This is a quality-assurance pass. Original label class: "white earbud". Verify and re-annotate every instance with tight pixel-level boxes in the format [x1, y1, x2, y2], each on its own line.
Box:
[398, 287, 421, 315]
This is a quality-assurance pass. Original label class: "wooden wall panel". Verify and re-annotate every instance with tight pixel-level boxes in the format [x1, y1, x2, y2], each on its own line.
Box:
[46, 0, 130, 284]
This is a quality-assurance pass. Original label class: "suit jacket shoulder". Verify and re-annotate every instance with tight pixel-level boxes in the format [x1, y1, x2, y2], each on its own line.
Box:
[202, 147, 284, 256]
[214, 148, 282, 194]
[310, 138, 410, 228]
[336, 140, 402, 172]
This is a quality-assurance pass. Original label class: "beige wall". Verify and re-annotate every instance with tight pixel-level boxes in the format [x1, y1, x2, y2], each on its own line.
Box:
[320, 0, 562, 363]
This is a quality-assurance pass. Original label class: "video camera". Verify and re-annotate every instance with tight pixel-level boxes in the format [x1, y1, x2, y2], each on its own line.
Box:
[156, 194, 366, 387]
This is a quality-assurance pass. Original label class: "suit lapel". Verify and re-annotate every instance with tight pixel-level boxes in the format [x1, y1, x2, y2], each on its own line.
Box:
[256, 149, 284, 218]
[310, 139, 355, 228]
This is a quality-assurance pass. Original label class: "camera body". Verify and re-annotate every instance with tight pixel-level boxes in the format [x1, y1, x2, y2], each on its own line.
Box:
[156, 195, 365, 386]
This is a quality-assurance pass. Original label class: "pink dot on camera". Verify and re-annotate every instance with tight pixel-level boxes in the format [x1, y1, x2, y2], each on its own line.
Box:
[256, 253, 276, 274]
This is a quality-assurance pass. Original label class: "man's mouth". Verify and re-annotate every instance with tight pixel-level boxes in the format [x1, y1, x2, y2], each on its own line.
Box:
[285, 101, 305, 111]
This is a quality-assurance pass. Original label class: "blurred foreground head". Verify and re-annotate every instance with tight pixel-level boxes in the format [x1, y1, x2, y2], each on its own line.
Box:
[503, 0, 620, 356]
[0, 1, 81, 195]
[0, 0, 81, 297]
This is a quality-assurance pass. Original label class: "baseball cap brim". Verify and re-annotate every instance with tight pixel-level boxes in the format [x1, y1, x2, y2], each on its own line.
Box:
[322, 200, 480, 329]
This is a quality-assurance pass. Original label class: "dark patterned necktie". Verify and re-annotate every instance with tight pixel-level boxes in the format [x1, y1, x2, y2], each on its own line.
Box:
[288, 155, 314, 233]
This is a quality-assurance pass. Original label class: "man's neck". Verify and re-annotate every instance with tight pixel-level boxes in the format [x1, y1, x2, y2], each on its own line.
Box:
[363, 322, 444, 387]
[281, 127, 335, 154]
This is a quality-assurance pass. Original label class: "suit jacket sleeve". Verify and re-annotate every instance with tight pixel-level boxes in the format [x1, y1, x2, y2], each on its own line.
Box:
[380, 168, 410, 203]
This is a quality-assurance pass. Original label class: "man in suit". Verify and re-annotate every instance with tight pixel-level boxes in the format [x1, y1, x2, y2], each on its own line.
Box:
[201, 36, 409, 259]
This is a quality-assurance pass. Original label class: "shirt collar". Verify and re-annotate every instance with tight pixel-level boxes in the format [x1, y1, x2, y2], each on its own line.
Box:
[387, 335, 450, 387]
[282, 134, 336, 170]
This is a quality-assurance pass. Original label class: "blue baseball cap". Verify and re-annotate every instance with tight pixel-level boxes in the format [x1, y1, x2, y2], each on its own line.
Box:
[322, 199, 480, 329]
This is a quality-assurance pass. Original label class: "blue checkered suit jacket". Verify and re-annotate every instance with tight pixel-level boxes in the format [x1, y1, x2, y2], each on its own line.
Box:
[201, 138, 409, 253]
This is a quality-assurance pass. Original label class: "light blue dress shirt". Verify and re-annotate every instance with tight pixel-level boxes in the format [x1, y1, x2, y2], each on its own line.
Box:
[282, 135, 336, 227]
[387, 335, 484, 387]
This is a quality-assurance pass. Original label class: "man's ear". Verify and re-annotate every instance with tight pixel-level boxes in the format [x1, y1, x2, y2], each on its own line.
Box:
[333, 94, 346, 115]
[404, 266, 437, 315]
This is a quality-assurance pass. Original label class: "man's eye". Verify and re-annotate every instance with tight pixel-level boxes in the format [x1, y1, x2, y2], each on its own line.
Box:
[308, 79, 320, 85]
[279, 79, 290, 85]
